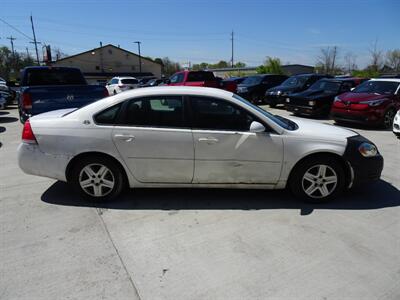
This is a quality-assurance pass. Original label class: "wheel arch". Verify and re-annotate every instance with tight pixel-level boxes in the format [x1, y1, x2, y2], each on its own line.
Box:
[65, 151, 129, 186]
[286, 151, 352, 189]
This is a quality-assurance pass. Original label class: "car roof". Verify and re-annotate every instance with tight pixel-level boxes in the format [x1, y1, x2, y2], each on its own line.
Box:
[114, 76, 137, 80]
[370, 78, 400, 83]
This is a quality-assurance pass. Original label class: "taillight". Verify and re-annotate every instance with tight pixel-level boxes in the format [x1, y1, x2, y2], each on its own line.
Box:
[22, 92, 32, 110]
[103, 88, 109, 97]
[22, 119, 37, 144]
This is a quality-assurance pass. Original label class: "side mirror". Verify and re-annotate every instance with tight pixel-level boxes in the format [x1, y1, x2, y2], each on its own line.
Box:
[249, 121, 266, 133]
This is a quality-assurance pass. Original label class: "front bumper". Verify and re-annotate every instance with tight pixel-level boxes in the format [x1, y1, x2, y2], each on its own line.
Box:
[286, 104, 327, 116]
[343, 135, 384, 187]
[331, 107, 385, 126]
[18, 143, 70, 182]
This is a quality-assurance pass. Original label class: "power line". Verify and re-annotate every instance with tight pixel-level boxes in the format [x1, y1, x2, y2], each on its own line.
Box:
[0, 17, 33, 41]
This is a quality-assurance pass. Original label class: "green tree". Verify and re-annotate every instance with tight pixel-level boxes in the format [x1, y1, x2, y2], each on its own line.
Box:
[256, 57, 284, 74]
[0, 46, 36, 80]
[161, 57, 181, 76]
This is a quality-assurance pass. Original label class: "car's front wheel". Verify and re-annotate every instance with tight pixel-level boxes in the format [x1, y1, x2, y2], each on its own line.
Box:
[289, 156, 345, 202]
[70, 156, 125, 202]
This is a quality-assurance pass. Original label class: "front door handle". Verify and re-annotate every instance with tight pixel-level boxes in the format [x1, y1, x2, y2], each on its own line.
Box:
[114, 134, 135, 142]
[198, 137, 219, 144]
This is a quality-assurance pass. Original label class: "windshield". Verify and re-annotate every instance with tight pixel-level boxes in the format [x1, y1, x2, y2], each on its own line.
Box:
[281, 76, 307, 87]
[232, 94, 297, 130]
[241, 76, 263, 85]
[309, 80, 341, 92]
[352, 80, 399, 95]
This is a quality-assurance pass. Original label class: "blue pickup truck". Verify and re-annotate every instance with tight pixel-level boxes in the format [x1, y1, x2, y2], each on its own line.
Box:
[18, 66, 108, 123]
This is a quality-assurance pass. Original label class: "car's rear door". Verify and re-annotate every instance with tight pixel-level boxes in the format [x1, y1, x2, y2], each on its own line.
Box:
[112, 95, 194, 183]
[188, 96, 283, 184]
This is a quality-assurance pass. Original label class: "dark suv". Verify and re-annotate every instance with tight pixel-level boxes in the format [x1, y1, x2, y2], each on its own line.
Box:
[265, 73, 332, 107]
[285, 78, 367, 117]
[236, 74, 288, 103]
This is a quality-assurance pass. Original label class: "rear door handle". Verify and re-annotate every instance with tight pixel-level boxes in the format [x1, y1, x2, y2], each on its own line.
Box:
[114, 134, 135, 142]
[198, 137, 219, 144]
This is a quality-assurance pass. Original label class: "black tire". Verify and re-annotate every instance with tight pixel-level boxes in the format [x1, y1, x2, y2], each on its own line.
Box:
[382, 108, 396, 129]
[269, 100, 277, 108]
[288, 155, 345, 203]
[70, 156, 125, 202]
[113, 90, 117, 95]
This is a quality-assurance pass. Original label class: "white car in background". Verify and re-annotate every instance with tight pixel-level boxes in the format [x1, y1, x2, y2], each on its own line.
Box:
[106, 76, 139, 95]
[393, 109, 400, 138]
[18, 87, 383, 202]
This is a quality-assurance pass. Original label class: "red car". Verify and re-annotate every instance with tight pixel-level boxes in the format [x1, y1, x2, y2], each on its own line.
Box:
[166, 71, 237, 92]
[331, 79, 400, 128]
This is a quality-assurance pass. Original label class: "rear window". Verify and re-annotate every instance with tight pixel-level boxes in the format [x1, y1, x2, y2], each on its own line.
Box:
[187, 72, 215, 82]
[121, 79, 138, 84]
[24, 68, 86, 86]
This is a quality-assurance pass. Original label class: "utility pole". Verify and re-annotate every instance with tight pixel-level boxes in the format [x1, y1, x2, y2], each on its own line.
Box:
[99, 41, 104, 72]
[230, 30, 234, 68]
[6, 36, 16, 56]
[134, 41, 142, 74]
[26, 47, 30, 58]
[30, 15, 41, 65]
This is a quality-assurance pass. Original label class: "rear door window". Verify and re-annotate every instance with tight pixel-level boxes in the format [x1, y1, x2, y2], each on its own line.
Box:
[94, 103, 122, 125]
[25, 68, 86, 86]
[120, 96, 185, 128]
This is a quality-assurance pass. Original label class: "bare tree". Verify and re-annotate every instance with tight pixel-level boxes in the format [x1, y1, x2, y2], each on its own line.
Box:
[386, 49, 400, 72]
[52, 47, 68, 60]
[368, 39, 384, 71]
[316, 46, 339, 74]
[343, 52, 357, 74]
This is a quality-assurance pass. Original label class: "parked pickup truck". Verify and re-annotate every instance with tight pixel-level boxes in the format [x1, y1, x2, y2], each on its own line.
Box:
[18, 66, 108, 123]
[166, 70, 237, 93]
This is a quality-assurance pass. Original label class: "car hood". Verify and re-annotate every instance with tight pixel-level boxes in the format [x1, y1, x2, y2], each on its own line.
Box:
[290, 89, 337, 100]
[238, 83, 258, 89]
[337, 92, 390, 103]
[287, 117, 357, 141]
[267, 85, 301, 94]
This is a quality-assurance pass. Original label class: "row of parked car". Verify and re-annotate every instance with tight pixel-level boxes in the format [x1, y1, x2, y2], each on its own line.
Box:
[4, 66, 400, 137]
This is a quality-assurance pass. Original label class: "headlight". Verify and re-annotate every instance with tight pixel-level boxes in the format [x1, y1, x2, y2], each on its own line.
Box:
[277, 91, 282, 96]
[239, 87, 248, 93]
[286, 98, 290, 103]
[308, 100, 316, 106]
[358, 142, 378, 157]
[359, 99, 385, 106]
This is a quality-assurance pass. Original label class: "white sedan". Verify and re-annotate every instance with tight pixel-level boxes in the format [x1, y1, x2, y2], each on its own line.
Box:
[18, 87, 383, 202]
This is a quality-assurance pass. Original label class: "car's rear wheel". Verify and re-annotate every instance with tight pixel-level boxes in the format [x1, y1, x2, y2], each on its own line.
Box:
[289, 156, 345, 202]
[382, 108, 396, 129]
[269, 100, 277, 108]
[71, 156, 125, 202]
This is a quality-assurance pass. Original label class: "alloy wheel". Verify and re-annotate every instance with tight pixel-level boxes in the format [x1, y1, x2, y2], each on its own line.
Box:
[301, 164, 338, 199]
[383, 109, 395, 129]
[79, 163, 115, 197]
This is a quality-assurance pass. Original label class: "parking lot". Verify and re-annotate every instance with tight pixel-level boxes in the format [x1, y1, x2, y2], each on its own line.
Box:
[1, 105, 399, 299]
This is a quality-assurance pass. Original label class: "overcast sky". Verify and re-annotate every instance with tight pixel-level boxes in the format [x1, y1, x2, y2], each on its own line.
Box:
[1, 0, 399, 68]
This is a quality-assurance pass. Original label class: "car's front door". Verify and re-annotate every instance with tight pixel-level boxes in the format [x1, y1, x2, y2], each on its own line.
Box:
[112, 95, 194, 183]
[189, 96, 283, 184]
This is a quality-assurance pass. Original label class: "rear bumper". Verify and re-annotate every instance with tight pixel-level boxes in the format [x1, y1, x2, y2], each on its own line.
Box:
[18, 143, 70, 182]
